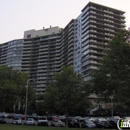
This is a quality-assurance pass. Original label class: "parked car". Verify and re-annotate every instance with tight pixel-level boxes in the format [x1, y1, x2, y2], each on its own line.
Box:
[68, 119, 80, 127]
[7, 113, 14, 119]
[51, 119, 64, 127]
[123, 116, 130, 121]
[0, 112, 8, 118]
[32, 115, 41, 121]
[12, 118, 22, 125]
[53, 116, 66, 122]
[80, 120, 96, 128]
[0, 117, 6, 124]
[95, 121, 113, 128]
[24, 118, 35, 125]
[37, 117, 48, 126]
[93, 117, 107, 123]
[21, 115, 28, 120]
[74, 116, 82, 121]
[108, 116, 120, 128]
[59, 116, 66, 122]
[13, 114, 23, 119]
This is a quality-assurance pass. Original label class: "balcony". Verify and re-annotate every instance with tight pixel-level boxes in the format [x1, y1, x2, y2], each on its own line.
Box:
[22, 60, 30, 63]
[89, 50, 105, 55]
[89, 55, 102, 60]
[90, 66, 98, 69]
[89, 44, 105, 50]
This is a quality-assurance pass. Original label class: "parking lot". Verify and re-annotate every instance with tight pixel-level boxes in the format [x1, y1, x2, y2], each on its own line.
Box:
[0, 113, 129, 129]
[5, 118, 56, 126]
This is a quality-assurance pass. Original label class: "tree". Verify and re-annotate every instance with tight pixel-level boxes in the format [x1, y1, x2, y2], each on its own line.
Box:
[43, 66, 91, 125]
[91, 30, 130, 109]
[0, 65, 35, 112]
[33, 94, 47, 115]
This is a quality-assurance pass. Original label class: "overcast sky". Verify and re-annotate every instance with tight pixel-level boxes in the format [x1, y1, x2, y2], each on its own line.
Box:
[0, 0, 129, 43]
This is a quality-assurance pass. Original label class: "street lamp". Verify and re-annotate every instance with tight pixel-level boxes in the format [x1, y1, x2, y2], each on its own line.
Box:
[25, 79, 34, 121]
[110, 96, 113, 117]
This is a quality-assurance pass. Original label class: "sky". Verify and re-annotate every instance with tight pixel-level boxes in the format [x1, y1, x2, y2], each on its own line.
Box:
[0, 0, 130, 43]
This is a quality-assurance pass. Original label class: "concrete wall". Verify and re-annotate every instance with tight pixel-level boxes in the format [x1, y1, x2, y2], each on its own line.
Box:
[24, 26, 62, 39]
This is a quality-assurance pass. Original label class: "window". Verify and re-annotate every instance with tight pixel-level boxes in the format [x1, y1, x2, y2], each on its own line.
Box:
[27, 34, 31, 38]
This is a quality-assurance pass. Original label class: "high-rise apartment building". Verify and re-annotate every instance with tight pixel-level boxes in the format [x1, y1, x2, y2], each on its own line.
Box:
[60, 19, 75, 67]
[0, 39, 23, 70]
[77, 2, 126, 81]
[21, 27, 62, 94]
[0, 2, 126, 94]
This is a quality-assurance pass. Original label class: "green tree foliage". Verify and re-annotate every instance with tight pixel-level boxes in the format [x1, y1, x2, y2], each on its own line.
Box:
[34, 94, 46, 115]
[43, 66, 91, 116]
[91, 30, 130, 108]
[0, 65, 35, 112]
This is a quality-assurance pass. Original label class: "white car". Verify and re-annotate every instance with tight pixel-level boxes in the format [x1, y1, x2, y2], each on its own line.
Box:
[37, 117, 48, 126]
[24, 118, 35, 125]
[12, 118, 22, 125]
[51, 119, 64, 127]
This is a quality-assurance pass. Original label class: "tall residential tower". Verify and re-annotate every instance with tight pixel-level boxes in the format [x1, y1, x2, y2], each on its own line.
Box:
[78, 2, 125, 81]
[0, 2, 126, 93]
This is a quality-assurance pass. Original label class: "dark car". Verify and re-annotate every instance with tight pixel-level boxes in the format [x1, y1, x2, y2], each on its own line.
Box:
[107, 116, 120, 128]
[96, 121, 113, 128]
[68, 119, 80, 127]
[0, 117, 6, 124]
[7, 113, 14, 119]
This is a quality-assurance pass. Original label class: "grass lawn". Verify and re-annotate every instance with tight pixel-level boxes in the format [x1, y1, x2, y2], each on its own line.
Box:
[0, 124, 118, 130]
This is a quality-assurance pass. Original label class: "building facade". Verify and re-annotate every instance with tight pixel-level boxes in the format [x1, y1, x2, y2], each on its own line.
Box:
[0, 2, 126, 94]
[80, 2, 126, 81]
[21, 27, 62, 94]
[0, 39, 23, 70]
